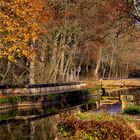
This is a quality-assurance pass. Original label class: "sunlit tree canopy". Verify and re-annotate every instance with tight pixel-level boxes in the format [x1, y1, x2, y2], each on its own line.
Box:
[0, 0, 46, 61]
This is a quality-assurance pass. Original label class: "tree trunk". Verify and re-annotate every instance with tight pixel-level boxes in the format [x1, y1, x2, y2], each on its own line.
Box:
[49, 46, 58, 82]
[66, 65, 70, 82]
[30, 60, 35, 84]
[59, 50, 65, 82]
[29, 41, 36, 84]
[35, 47, 45, 84]
[94, 45, 102, 80]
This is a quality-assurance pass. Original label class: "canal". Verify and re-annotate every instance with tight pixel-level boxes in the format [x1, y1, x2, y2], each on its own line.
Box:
[0, 87, 140, 140]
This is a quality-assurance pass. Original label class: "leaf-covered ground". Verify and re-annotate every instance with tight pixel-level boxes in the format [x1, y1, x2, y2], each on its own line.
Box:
[57, 112, 140, 140]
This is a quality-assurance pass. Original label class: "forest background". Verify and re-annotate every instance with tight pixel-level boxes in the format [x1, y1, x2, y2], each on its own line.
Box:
[0, 0, 140, 85]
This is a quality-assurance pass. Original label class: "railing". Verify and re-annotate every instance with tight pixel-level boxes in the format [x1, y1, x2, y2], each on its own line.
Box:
[99, 78, 140, 87]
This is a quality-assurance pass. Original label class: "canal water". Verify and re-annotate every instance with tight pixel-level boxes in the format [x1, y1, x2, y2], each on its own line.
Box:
[101, 87, 140, 113]
[0, 87, 140, 140]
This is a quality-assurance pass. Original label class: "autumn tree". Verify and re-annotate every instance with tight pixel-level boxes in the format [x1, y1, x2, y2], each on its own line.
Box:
[0, 0, 47, 60]
[0, 0, 48, 84]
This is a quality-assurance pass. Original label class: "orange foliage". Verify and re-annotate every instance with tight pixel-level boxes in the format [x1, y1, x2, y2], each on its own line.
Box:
[0, 0, 48, 61]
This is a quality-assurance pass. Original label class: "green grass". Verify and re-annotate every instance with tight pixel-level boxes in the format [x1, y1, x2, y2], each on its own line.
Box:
[123, 105, 140, 115]
[59, 126, 70, 137]
[0, 96, 21, 104]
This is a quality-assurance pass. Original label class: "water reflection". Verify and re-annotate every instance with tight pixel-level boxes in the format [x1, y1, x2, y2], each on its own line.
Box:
[0, 92, 100, 140]
[0, 106, 96, 140]
[102, 87, 140, 112]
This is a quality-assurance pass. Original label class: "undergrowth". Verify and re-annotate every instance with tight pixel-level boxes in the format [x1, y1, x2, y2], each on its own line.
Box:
[58, 112, 140, 140]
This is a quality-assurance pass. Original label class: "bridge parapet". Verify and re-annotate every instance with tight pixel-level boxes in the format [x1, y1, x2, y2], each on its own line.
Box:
[100, 79, 140, 87]
[0, 81, 87, 95]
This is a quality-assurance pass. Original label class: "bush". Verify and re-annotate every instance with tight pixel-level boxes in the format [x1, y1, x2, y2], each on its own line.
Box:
[123, 105, 140, 115]
[58, 114, 140, 140]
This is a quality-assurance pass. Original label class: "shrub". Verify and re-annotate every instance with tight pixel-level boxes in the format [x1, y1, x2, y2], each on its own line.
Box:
[123, 105, 140, 115]
[58, 114, 140, 140]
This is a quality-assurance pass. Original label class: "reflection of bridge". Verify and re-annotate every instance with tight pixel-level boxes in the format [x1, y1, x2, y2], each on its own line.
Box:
[0, 89, 101, 123]
[0, 106, 85, 140]
[103, 88, 140, 97]
[1, 103, 99, 140]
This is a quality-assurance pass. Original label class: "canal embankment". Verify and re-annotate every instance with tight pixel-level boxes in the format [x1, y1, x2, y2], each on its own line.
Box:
[0, 81, 102, 110]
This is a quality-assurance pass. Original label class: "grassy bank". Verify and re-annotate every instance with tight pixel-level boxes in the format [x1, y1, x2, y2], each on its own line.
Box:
[122, 105, 140, 115]
[57, 112, 140, 140]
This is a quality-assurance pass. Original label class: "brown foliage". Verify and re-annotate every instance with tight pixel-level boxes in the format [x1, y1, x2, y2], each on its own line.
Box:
[58, 116, 140, 140]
